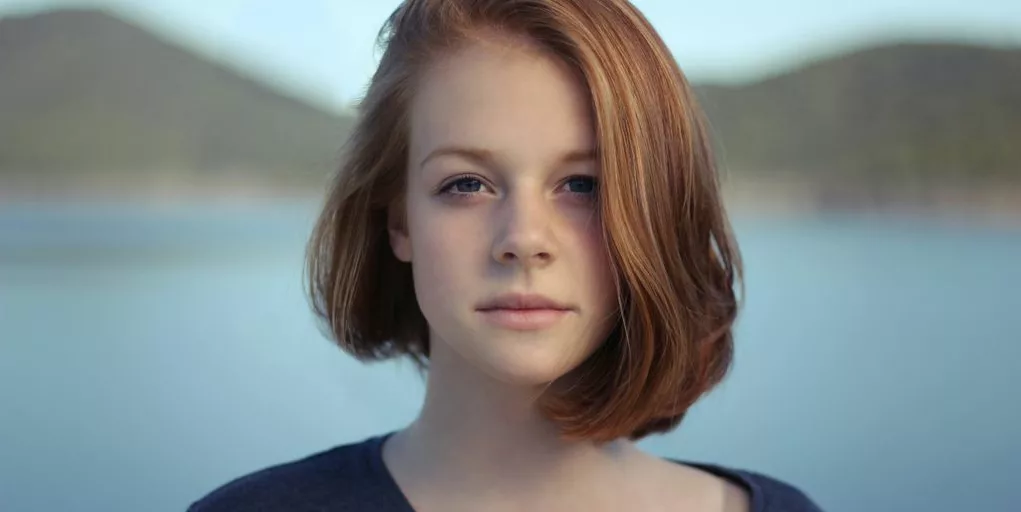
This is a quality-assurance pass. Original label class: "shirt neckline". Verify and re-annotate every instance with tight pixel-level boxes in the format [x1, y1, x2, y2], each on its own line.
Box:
[362, 431, 766, 512]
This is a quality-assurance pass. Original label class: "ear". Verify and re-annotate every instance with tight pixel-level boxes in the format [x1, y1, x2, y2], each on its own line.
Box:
[387, 199, 412, 262]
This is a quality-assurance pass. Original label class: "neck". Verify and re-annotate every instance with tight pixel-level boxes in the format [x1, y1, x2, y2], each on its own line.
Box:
[385, 337, 635, 493]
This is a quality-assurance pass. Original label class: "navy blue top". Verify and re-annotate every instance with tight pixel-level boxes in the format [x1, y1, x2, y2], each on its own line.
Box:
[188, 432, 823, 511]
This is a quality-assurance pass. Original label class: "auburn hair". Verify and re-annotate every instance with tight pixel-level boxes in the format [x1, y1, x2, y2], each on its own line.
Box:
[306, 0, 742, 443]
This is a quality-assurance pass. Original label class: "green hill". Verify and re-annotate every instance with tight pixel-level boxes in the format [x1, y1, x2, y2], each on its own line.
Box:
[1, 8, 1019, 196]
[695, 43, 1021, 187]
[0, 8, 353, 184]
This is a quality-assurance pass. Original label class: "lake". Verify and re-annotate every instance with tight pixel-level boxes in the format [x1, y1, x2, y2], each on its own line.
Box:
[1, 201, 1019, 512]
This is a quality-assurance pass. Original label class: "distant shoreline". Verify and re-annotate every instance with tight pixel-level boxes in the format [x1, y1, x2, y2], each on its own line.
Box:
[2, 174, 1020, 227]
[0, 173, 330, 204]
[720, 176, 1021, 227]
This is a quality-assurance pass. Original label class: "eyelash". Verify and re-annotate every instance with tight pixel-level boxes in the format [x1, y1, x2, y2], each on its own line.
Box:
[437, 174, 598, 200]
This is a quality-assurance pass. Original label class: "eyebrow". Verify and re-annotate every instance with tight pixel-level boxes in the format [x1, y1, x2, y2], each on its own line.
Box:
[418, 146, 596, 170]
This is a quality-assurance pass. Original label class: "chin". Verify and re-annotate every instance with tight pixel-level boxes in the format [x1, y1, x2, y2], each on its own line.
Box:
[427, 318, 604, 387]
[469, 336, 593, 387]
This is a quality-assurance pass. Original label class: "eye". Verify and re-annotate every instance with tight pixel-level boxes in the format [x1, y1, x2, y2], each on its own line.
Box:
[438, 174, 492, 197]
[560, 175, 597, 195]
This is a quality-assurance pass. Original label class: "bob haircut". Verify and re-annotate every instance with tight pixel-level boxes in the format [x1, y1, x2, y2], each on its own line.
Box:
[306, 0, 742, 443]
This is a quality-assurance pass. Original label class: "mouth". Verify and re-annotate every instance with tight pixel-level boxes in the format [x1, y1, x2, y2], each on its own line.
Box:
[475, 293, 574, 330]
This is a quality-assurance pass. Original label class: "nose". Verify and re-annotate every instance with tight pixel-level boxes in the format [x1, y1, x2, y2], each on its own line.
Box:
[491, 191, 557, 268]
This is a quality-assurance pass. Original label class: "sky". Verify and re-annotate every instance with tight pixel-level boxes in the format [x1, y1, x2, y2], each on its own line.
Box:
[2, 0, 1020, 113]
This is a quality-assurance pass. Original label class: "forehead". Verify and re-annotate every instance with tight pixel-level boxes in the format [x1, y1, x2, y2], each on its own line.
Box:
[408, 35, 595, 167]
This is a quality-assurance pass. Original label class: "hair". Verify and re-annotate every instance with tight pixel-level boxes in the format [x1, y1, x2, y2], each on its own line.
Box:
[306, 0, 742, 443]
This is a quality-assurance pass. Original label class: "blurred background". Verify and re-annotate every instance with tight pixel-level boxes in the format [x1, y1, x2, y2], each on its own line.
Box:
[1, 1, 1019, 511]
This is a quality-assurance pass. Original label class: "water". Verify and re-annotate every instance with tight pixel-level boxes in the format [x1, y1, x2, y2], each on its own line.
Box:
[1, 202, 1019, 512]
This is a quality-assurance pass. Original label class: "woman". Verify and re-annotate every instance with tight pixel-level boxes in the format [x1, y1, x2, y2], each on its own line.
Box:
[191, 0, 823, 510]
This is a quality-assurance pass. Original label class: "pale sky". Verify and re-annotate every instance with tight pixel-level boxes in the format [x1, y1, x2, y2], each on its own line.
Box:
[2, 0, 1020, 113]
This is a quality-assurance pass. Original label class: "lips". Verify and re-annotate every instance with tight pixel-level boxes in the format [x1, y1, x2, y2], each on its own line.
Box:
[476, 293, 573, 330]
[476, 293, 573, 312]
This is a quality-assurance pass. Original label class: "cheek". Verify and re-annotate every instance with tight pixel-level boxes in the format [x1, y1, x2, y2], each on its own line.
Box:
[407, 203, 486, 303]
[572, 210, 610, 269]
[574, 214, 617, 310]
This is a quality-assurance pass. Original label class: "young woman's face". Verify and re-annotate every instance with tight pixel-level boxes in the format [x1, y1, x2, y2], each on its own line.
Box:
[390, 34, 618, 386]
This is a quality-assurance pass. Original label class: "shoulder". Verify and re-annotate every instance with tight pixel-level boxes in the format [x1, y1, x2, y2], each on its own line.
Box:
[187, 435, 397, 512]
[737, 468, 823, 512]
[683, 461, 825, 512]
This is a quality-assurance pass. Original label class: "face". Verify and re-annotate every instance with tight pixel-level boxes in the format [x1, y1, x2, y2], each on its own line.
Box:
[389, 33, 618, 387]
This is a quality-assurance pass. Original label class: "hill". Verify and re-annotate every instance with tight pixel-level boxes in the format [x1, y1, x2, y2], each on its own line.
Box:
[0, 8, 1019, 207]
[695, 43, 1021, 187]
[0, 8, 353, 187]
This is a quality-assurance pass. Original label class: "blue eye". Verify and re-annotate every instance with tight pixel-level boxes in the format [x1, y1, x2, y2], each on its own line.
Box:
[452, 178, 483, 193]
[438, 174, 596, 199]
[439, 175, 489, 197]
[563, 176, 597, 194]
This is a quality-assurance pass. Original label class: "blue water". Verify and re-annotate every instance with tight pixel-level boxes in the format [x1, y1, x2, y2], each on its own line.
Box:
[1, 202, 1019, 512]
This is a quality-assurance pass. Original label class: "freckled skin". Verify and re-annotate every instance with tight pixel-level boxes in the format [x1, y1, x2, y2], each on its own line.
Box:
[389, 35, 617, 387]
[383, 33, 750, 512]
